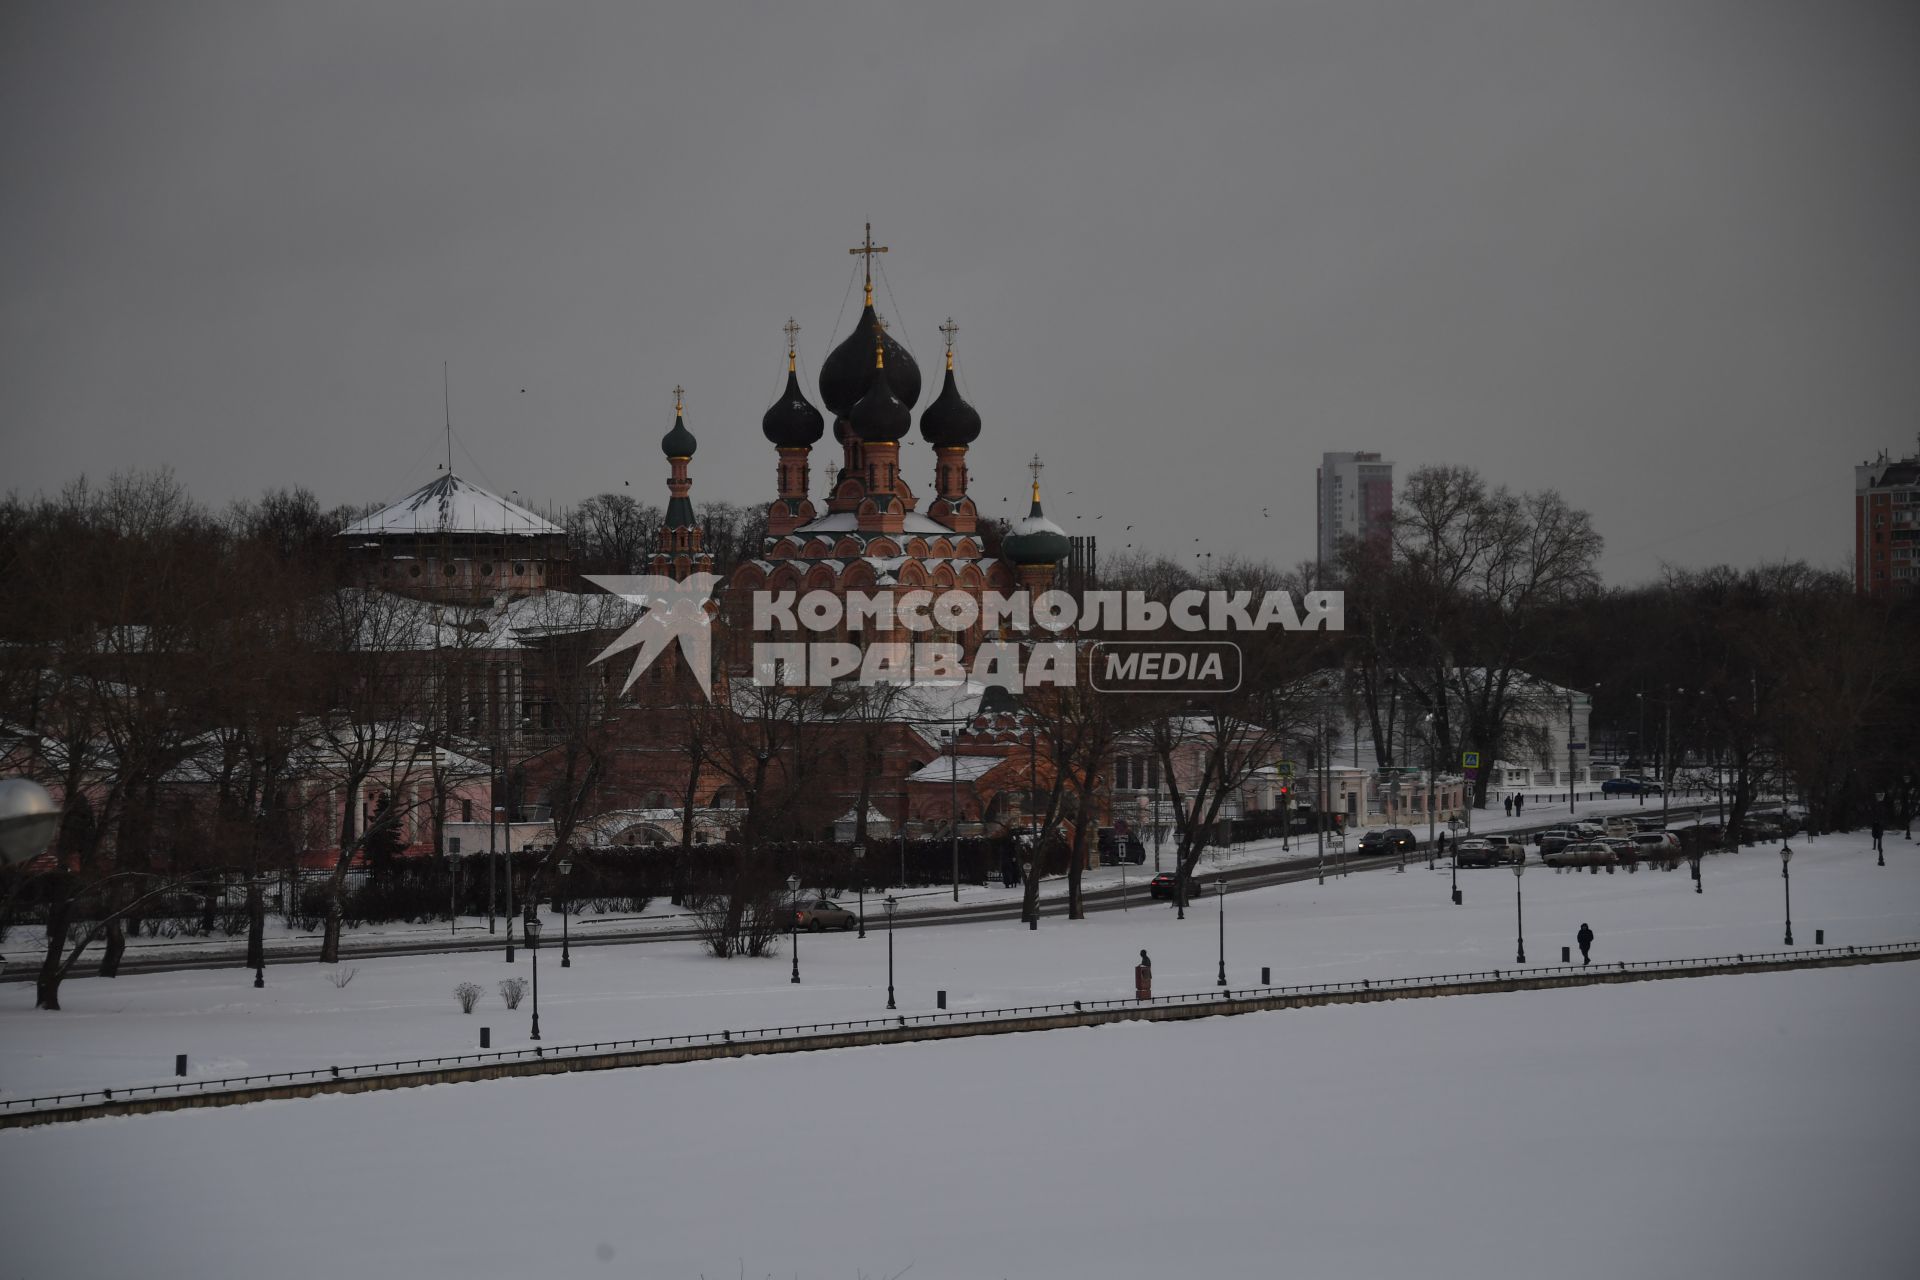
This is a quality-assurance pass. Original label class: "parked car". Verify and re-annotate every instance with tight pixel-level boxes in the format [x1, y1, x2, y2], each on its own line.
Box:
[1543, 841, 1617, 868]
[792, 897, 857, 931]
[1097, 828, 1147, 865]
[1455, 838, 1524, 867]
[1601, 777, 1663, 796]
[1603, 817, 1640, 837]
[1359, 827, 1419, 855]
[1535, 828, 1581, 855]
[1598, 836, 1637, 857]
[1627, 832, 1682, 866]
[1571, 821, 1606, 839]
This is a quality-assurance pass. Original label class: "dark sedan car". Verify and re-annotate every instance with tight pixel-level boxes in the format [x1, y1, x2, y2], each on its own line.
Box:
[1148, 872, 1206, 901]
[1359, 827, 1418, 855]
[1601, 777, 1663, 796]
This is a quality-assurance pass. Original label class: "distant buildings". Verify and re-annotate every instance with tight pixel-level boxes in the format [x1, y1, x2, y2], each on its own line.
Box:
[1855, 446, 1920, 598]
[1315, 450, 1394, 574]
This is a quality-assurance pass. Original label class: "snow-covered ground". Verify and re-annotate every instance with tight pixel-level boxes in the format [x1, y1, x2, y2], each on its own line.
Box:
[0, 963, 1911, 1279]
[1, 829, 1908, 1102]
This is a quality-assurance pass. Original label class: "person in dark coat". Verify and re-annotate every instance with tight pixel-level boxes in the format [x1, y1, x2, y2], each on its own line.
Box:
[1514, 794, 1525, 817]
[1438, 831, 1450, 859]
[1576, 923, 1595, 965]
[1503, 795, 1513, 817]
[1871, 821, 1885, 854]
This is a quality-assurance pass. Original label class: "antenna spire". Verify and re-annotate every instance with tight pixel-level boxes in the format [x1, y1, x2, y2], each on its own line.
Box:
[442, 362, 452, 475]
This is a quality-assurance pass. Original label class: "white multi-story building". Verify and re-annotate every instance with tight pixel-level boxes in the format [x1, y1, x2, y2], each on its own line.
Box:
[1315, 451, 1394, 573]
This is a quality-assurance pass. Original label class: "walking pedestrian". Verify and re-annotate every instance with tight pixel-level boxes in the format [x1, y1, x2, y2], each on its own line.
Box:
[1503, 795, 1513, 818]
[1438, 831, 1450, 860]
[1871, 820, 1885, 854]
[1514, 794, 1525, 817]
[1576, 922, 1595, 966]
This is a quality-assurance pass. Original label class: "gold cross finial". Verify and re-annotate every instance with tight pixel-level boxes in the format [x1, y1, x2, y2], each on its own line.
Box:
[939, 317, 959, 371]
[848, 222, 888, 306]
[673, 385, 685, 414]
[1029, 453, 1044, 503]
[782, 318, 800, 372]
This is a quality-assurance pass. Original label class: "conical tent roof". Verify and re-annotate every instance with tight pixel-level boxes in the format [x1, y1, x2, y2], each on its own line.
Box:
[338, 474, 563, 538]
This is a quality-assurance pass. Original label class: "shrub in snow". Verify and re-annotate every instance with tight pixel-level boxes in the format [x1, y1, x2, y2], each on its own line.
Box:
[499, 977, 527, 1009]
[455, 982, 483, 1014]
[327, 966, 358, 989]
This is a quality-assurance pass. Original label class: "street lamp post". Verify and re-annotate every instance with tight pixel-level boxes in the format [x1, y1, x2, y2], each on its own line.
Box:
[559, 857, 572, 968]
[1023, 861, 1035, 930]
[1780, 844, 1793, 946]
[525, 913, 542, 1041]
[1567, 692, 1578, 817]
[1661, 690, 1683, 832]
[788, 873, 802, 984]
[1451, 837, 1461, 906]
[854, 842, 867, 938]
[497, 804, 515, 963]
[1874, 791, 1886, 866]
[252, 872, 267, 988]
[1215, 879, 1228, 986]
[1512, 858, 1526, 966]
[1425, 715, 1437, 868]
[949, 732, 961, 902]
[884, 894, 898, 1009]
[1689, 851, 1702, 894]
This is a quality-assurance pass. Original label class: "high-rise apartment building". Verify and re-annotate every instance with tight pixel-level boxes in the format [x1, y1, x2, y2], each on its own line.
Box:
[1856, 447, 1920, 598]
[1316, 451, 1394, 574]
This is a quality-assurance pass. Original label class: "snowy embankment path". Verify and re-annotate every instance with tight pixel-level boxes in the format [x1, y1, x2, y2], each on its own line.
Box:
[0, 793, 1740, 969]
[0, 964, 1912, 1279]
[0, 830, 1910, 1102]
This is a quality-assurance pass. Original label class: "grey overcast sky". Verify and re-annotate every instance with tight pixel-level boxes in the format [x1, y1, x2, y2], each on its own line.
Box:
[3, 1, 1916, 584]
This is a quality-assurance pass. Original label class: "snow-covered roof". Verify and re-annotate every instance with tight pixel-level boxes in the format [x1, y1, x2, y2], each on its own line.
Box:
[793, 512, 959, 537]
[906, 754, 1006, 784]
[339, 474, 564, 538]
[327, 588, 637, 653]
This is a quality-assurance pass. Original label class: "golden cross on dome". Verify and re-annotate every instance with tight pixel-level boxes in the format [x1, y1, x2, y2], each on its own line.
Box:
[848, 222, 888, 306]
[673, 385, 685, 414]
[939, 317, 959, 371]
[782, 318, 800, 371]
[1028, 453, 1044, 502]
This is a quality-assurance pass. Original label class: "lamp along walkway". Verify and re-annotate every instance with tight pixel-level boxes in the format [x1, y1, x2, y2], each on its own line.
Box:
[5, 940, 1913, 1130]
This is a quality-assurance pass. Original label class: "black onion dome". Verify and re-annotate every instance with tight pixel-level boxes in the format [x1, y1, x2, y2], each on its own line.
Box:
[819, 304, 921, 417]
[761, 368, 826, 447]
[848, 360, 911, 443]
[919, 366, 981, 447]
[661, 411, 697, 458]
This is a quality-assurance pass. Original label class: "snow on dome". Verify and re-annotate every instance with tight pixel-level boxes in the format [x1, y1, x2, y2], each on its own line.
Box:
[338, 474, 564, 538]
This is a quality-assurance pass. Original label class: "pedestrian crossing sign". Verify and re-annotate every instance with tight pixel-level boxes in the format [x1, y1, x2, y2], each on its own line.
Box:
[1461, 751, 1481, 768]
